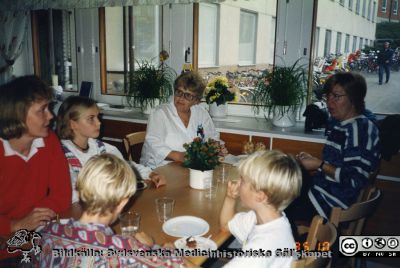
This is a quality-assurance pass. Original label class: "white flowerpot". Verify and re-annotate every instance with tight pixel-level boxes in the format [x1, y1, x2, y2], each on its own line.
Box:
[272, 106, 296, 127]
[142, 99, 160, 115]
[209, 103, 227, 118]
[189, 169, 213, 189]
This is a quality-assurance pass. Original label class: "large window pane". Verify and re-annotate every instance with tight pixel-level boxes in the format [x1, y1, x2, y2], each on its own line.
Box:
[324, 30, 332, 56]
[199, 3, 218, 67]
[197, 0, 276, 105]
[336, 32, 342, 54]
[239, 10, 257, 65]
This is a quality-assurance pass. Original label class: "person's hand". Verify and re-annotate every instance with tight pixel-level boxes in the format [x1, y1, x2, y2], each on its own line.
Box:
[148, 172, 166, 188]
[135, 231, 154, 247]
[11, 208, 56, 232]
[226, 180, 240, 199]
[296, 152, 322, 171]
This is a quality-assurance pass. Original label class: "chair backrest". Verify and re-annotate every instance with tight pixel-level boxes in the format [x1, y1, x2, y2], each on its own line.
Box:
[123, 131, 146, 161]
[329, 187, 381, 236]
[291, 215, 337, 268]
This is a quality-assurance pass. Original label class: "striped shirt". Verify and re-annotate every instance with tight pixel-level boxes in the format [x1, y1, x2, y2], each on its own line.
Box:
[309, 115, 380, 218]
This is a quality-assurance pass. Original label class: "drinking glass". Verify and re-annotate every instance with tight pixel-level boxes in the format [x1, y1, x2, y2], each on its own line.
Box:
[155, 197, 175, 222]
[119, 211, 140, 237]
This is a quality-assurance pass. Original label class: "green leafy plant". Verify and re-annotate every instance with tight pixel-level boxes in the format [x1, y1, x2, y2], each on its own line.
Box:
[252, 60, 307, 116]
[126, 59, 176, 111]
[183, 137, 220, 171]
[205, 76, 238, 106]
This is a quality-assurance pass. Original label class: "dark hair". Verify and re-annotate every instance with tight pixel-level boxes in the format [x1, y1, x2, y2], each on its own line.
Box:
[0, 75, 53, 139]
[56, 96, 98, 139]
[323, 72, 366, 114]
[174, 71, 206, 98]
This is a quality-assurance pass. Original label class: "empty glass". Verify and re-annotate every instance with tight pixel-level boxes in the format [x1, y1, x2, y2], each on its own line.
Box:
[155, 197, 175, 222]
[119, 211, 140, 237]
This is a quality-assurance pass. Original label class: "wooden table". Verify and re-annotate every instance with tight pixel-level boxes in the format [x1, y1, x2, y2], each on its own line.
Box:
[62, 162, 241, 265]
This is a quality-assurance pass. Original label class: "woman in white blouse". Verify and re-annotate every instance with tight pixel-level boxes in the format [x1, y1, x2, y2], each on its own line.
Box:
[140, 71, 221, 169]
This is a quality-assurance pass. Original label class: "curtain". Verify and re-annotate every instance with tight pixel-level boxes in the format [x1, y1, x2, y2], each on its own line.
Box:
[0, 11, 28, 84]
[2, 0, 224, 11]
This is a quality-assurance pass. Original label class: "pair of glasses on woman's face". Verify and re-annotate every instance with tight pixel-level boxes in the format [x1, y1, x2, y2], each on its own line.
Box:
[174, 89, 198, 101]
[322, 92, 347, 102]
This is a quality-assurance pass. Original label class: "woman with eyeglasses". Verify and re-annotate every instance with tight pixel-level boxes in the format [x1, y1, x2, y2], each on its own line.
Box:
[140, 71, 222, 169]
[286, 72, 380, 223]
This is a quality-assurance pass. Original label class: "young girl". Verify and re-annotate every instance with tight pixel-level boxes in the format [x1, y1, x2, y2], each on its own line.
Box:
[56, 96, 165, 203]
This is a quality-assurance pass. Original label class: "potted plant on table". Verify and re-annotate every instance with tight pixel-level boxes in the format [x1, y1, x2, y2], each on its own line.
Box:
[252, 60, 307, 127]
[183, 134, 220, 190]
[126, 51, 176, 114]
[205, 76, 239, 118]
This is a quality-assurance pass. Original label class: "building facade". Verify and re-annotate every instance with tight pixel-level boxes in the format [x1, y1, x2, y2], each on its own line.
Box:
[376, 0, 400, 22]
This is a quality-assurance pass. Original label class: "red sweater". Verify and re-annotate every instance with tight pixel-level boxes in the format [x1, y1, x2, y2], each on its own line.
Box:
[0, 131, 71, 259]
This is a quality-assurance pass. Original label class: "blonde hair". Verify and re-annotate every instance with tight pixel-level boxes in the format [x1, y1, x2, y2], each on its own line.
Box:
[76, 154, 136, 215]
[238, 150, 302, 211]
[56, 96, 98, 139]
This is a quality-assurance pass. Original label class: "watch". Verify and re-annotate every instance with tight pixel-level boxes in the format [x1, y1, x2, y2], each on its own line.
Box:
[317, 161, 325, 172]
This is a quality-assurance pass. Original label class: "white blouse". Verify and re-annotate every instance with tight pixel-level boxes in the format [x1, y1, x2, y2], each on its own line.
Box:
[140, 102, 220, 169]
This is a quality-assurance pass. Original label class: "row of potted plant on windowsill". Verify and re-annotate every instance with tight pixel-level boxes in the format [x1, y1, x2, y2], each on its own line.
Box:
[124, 51, 307, 127]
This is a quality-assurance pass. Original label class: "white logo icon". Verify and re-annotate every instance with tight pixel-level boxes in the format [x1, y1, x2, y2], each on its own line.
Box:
[387, 238, 399, 249]
[340, 238, 358, 256]
[374, 238, 386, 249]
[362, 238, 373, 249]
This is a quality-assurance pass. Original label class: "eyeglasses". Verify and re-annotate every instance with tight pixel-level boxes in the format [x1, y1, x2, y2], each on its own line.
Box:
[323, 92, 347, 102]
[174, 89, 198, 101]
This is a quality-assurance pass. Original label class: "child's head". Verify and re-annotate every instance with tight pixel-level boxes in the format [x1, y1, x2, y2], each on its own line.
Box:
[56, 96, 100, 140]
[237, 150, 302, 212]
[76, 153, 136, 217]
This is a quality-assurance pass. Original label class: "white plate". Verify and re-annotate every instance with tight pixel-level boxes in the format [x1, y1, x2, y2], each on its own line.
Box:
[175, 236, 217, 251]
[162, 216, 209, 237]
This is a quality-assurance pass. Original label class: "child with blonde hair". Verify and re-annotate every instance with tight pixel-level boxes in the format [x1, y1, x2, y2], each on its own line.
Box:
[35, 153, 184, 267]
[56, 96, 165, 203]
[220, 150, 302, 268]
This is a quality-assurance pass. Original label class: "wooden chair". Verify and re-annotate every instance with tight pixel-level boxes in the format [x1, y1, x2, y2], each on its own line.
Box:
[292, 215, 337, 268]
[123, 131, 146, 162]
[330, 187, 381, 236]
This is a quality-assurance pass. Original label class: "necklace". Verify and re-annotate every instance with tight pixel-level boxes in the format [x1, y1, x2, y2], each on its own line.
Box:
[71, 140, 90, 152]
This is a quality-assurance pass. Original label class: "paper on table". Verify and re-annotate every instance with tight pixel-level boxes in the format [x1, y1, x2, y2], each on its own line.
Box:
[222, 154, 248, 166]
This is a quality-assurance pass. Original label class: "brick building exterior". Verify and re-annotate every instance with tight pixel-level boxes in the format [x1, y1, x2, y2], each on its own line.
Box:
[377, 0, 400, 22]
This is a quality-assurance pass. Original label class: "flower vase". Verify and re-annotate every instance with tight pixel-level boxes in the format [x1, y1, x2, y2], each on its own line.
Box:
[189, 169, 213, 189]
[272, 106, 296, 127]
[209, 103, 227, 118]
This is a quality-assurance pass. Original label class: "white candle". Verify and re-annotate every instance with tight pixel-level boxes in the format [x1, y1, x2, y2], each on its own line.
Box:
[52, 75, 58, 86]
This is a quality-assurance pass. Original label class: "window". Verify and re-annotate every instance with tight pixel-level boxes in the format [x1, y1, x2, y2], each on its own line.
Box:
[324, 30, 332, 57]
[360, 37, 364, 49]
[199, 3, 219, 67]
[349, 0, 354, 10]
[314, 27, 320, 57]
[102, 6, 161, 94]
[352, 36, 358, 52]
[31, 10, 78, 91]
[372, 1, 376, 21]
[382, 0, 387, 12]
[367, 0, 372, 20]
[339, 0, 345, 6]
[336, 32, 342, 54]
[239, 10, 257, 65]
[362, 0, 366, 16]
[394, 0, 399, 15]
[356, 0, 361, 14]
[345, 34, 350, 53]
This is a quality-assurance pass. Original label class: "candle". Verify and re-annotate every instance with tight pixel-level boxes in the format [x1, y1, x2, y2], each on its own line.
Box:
[52, 75, 58, 86]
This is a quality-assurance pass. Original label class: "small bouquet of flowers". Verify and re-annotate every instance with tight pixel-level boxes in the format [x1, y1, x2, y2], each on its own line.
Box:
[183, 137, 221, 172]
[204, 76, 239, 106]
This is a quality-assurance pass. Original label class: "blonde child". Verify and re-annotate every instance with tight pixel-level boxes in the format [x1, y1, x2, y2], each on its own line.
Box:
[35, 153, 184, 267]
[56, 96, 165, 203]
[220, 150, 302, 268]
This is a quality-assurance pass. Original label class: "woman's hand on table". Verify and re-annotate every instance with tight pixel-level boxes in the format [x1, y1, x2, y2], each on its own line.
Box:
[296, 152, 322, 171]
[11, 207, 56, 232]
[148, 172, 166, 188]
[135, 231, 154, 247]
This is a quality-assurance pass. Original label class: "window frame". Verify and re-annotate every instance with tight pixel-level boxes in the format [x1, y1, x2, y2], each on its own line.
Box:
[198, 3, 220, 68]
[238, 9, 258, 66]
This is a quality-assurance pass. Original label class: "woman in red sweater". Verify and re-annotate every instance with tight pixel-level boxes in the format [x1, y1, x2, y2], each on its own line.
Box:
[0, 76, 71, 263]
